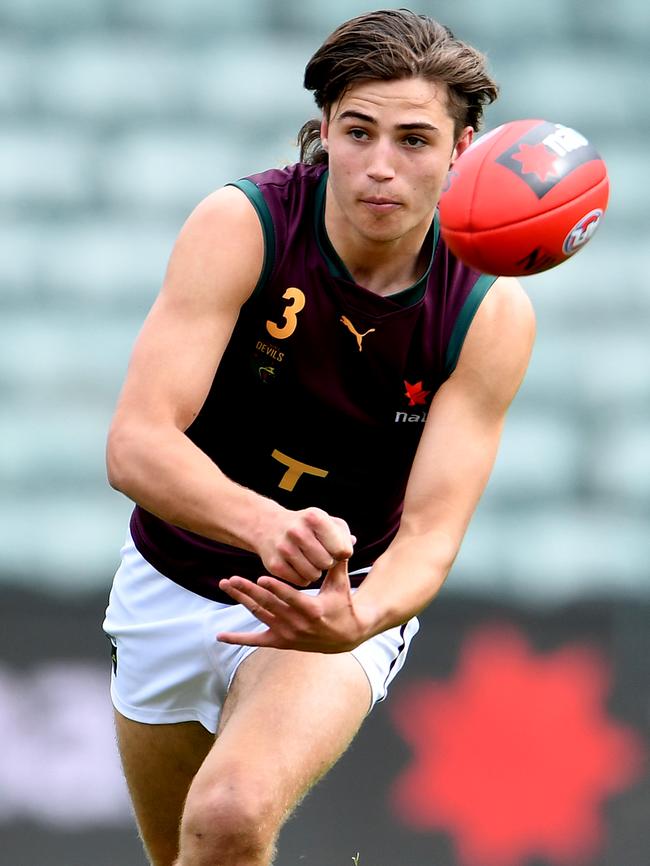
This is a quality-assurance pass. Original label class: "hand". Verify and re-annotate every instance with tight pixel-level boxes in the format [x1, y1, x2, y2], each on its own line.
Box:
[255, 506, 356, 587]
[217, 560, 371, 653]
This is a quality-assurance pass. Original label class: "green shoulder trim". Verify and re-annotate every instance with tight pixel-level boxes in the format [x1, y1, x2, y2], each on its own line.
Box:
[444, 273, 498, 377]
[389, 212, 440, 306]
[313, 170, 354, 281]
[227, 179, 275, 296]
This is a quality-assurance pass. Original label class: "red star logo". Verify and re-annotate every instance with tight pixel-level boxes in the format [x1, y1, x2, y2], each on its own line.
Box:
[389, 626, 645, 866]
[511, 142, 560, 182]
[404, 380, 430, 406]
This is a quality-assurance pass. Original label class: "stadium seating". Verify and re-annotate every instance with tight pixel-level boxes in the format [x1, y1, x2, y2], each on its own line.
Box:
[1, 0, 648, 600]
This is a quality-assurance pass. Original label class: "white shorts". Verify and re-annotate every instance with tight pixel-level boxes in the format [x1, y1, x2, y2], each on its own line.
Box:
[103, 532, 419, 734]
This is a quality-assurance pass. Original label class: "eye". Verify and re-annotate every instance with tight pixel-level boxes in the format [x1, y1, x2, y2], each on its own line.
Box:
[403, 135, 426, 148]
[348, 128, 369, 141]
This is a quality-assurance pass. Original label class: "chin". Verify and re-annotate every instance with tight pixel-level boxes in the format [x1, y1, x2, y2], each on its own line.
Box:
[364, 218, 417, 244]
[366, 228, 406, 244]
[355, 211, 405, 237]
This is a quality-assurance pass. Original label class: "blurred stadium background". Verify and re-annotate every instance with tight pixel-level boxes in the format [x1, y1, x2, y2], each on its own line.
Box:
[1, 1, 648, 864]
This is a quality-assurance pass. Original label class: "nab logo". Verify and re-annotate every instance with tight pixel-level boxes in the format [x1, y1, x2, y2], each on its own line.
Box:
[497, 122, 600, 198]
[395, 380, 431, 423]
[563, 209, 603, 255]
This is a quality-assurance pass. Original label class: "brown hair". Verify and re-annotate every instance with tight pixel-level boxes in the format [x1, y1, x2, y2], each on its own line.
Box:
[298, 8, 499, 165]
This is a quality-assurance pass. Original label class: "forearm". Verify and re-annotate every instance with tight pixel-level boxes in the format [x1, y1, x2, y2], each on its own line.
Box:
[107, 420, 281, 553]
[353, 528, 460, 636]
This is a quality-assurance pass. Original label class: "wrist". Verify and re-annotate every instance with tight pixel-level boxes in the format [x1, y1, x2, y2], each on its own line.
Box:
[204, 479, 285, 556]
[353, 596, 389, 642]
[244, 493, 286, 556]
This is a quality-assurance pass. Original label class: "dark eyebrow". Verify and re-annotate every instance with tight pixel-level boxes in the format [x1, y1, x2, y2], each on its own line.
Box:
[337, 109, 376, 124]
[336, 109, 439, 132]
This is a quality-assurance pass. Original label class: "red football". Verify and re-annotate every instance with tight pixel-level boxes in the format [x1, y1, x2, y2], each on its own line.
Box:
[438, 119, 610, 276]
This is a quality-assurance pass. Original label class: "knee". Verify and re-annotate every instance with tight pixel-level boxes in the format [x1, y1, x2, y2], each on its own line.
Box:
[178, 773, 278, 866]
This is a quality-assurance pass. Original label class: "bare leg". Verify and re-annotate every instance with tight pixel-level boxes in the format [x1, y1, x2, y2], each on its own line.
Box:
[176, 647, 371, 866]
[114, 712, 214, 866]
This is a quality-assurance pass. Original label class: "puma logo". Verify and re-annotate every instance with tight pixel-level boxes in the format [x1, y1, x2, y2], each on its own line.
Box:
[340, 316, 376, 352]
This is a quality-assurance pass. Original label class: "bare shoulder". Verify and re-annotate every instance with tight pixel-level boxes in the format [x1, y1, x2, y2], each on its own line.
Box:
[109, 185, 267, 433]
[187, 183, 262, 234]
[453, 276, 536, 411]
[162, 184, 265, 311]
[472, 276, 536, 340]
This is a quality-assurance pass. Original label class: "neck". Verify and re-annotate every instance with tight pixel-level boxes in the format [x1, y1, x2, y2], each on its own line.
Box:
[324, 192, 433, 296]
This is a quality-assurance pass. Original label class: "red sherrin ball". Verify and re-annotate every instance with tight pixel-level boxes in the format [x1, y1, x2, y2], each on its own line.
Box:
[438, 119, 610, 276]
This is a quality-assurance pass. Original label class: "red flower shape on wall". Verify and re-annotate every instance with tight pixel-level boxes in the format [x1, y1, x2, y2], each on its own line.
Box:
[390, 626, 645, 866]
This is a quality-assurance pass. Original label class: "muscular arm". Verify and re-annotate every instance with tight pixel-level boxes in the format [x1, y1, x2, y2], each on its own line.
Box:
[354, 275, 536, 633]
[107, 186, 353, 585]
[218, 276, 535, 649]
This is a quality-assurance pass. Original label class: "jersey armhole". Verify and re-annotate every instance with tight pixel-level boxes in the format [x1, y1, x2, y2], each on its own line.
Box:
[226, 179, 276, 297]
[443, 274, 498, 377]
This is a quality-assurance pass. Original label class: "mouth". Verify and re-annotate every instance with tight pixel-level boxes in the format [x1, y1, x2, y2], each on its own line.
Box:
[360, 196, 402, 213]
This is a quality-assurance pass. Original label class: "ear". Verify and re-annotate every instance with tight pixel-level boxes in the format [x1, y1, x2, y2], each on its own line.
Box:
[450, 126, 473, 167]
[320, 113, 329, 152]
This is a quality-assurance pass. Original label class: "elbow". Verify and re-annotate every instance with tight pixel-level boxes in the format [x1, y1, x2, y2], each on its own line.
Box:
[106, 421, 136, 493]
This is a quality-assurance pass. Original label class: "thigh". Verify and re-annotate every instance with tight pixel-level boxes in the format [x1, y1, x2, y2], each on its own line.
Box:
[115, 710, 215, 866]
[103, 533, 266, 734]
[187, 647, 372, 826]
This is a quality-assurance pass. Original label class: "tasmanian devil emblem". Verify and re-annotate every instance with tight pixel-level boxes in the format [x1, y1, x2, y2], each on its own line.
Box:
[340, 316, 376, 352]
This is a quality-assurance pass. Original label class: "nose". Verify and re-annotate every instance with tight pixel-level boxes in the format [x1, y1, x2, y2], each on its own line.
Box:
[366, 139, 396, 182]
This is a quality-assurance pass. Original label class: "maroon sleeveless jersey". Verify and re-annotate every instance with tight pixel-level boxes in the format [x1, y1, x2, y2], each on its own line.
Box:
[130, 163, 496, 601]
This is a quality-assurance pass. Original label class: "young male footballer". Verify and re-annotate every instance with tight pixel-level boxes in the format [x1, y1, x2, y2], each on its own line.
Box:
[104, 9, 535, 865]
